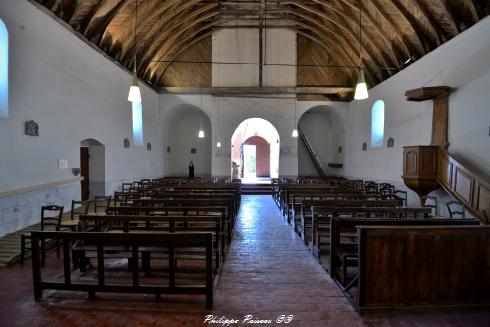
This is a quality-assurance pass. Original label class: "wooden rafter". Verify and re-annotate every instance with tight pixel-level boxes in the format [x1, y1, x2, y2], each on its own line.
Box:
[31, 0, 487, 92]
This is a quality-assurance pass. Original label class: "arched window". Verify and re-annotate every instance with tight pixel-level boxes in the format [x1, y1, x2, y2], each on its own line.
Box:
[0, 19, 7, 118]
[371, 100, 384, 148]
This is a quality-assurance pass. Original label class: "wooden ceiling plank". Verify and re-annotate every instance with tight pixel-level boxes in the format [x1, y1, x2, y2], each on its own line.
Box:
[294, 20, 377, 86]
[291, 11, 381, 85]
[84, 0, 125, 38]
[435, 0, 460, 36]
[140, 7, 219, 76]
[410, 0, 443, 46]
[134, 2, 217, 70]
[116, 0, 195, 58]
[365, 0, 425, 58]
[96, 0, 133, 45]
[312, 0, 401, 69]
[290, 1, 396, 76]
[390, 0, 433, 52]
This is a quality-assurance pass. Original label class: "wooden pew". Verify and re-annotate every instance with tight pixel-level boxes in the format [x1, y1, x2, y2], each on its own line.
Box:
[79, 214, 224, 273]
[292, 196, 396, 234]
[308, 206, 432, 257]
[30, 231, 214, 309]
[129, 197, 237, 227]
[329, 218, 481, 286]
[356, 225, 490, 313]
[106, 206, 231, 244]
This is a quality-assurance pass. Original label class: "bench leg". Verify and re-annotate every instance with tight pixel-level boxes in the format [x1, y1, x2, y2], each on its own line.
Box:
[142, 252, 151, 277]
[20, 235, 26, 265]
[88, 291, 96, 300]
[41, 239, 46, 267]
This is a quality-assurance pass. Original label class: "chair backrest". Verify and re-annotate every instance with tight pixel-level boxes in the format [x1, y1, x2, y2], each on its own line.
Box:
[446, 200, 465, 218]
[113, 191, 130, 206]
[424, 196, 438, 215]
[394, 190, 408, 206]
[40, 205, 64, 230]
[93, 195, 112, 213]
[121, 183, 132, 192]
[70, 200, 89, 220]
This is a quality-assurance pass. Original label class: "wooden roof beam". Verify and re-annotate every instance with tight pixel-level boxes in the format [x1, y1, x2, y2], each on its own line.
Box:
[139, 6, 219, 75]
[311, 0, 401, 69]
[436, 0, 460, 36]
[358, 0, 424, 59]
[288, 1, 397, 76]
[389, 0, 432, 52]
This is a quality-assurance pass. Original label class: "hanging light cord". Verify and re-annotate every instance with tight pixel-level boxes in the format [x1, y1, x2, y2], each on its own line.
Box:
[134, 0, 138, 73]
[358, 0, 362, 68]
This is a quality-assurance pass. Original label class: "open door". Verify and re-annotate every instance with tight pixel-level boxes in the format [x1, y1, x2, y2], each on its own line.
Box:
[244, 136, 270, 177]
[80, 147, 89, 200]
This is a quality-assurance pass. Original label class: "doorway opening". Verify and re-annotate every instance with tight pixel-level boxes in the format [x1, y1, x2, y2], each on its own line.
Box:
[80, 139, 105, 200]
[231, 118, 279, 183]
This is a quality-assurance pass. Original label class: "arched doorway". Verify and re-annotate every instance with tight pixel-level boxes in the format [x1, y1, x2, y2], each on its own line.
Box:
[80, 138, 105, 200]
[231, 118, 279, 181]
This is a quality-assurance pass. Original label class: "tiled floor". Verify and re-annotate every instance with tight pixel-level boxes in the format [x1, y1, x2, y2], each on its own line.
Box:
[0, 195, 489, 326]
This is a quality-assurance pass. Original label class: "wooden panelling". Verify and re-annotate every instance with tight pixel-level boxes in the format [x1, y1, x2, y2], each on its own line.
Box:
[405, 151, 417, 174]
[454, 168, 473, 204]
[358, 226, 490, 312]
[437, 147, 490, 222]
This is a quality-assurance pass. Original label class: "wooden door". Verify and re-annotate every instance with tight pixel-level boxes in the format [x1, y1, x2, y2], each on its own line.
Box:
[244, 136, 270, 177]
[80, 147, 89, 201]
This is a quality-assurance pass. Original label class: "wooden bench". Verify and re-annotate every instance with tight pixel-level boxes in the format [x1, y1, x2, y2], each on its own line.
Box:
[329, 218, 481, 286]
[79, 214, 224, 273]
[308, 206, 432, 257]
[106, 205, 231, 243]
[30, 231, 214, 309]
[294, 197, 400, 235]
[356, 225, 490, 313]
[128, 197, 237, 232]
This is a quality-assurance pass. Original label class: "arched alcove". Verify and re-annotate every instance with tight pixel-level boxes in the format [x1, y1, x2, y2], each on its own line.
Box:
[297, 106, 346, 176]
[166, 105, 212, 177]
[80, 138, 105, 199]
[231, 118, 280, 180]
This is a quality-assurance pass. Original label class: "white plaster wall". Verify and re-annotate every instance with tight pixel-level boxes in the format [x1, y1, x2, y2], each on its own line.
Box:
[212, 28, 296, 87]
[345, 16, 490, 206]
[263, 29, 296, 87]
[0, 1, 163, 235]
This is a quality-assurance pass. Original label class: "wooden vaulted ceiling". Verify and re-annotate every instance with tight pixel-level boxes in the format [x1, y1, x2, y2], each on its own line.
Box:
[32, 0, 488, 98]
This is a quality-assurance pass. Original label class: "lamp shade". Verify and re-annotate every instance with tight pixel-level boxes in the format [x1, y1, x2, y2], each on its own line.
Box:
[354, 69, 368, 100]
[292, 129, 298, 137]
[217, 141, 221, 148]
[128, 72, 142, 102]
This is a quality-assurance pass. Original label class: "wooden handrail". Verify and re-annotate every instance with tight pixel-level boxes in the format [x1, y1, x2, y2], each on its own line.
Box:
[436, 147, 490, 223]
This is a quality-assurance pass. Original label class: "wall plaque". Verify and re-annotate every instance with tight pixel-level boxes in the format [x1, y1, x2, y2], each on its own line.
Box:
[25, 120, 39, 136]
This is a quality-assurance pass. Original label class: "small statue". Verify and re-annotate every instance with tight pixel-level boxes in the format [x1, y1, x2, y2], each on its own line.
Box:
[188, 161, 195, 178]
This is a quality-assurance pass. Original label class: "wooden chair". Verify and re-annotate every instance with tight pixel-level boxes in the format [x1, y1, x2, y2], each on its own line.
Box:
[20, 205, 64, 264]
[394, 190, 408, 206]
[446, 201, 465, 218]
[424, 196, 438, 215]
[93, 195, 111, 213]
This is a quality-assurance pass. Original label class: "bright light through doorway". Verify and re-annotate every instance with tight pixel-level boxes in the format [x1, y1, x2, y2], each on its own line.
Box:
[243, 144, 256, 179]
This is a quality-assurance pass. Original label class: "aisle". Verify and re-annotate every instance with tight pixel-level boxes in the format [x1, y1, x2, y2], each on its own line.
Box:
[211, 195, 359, 325]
